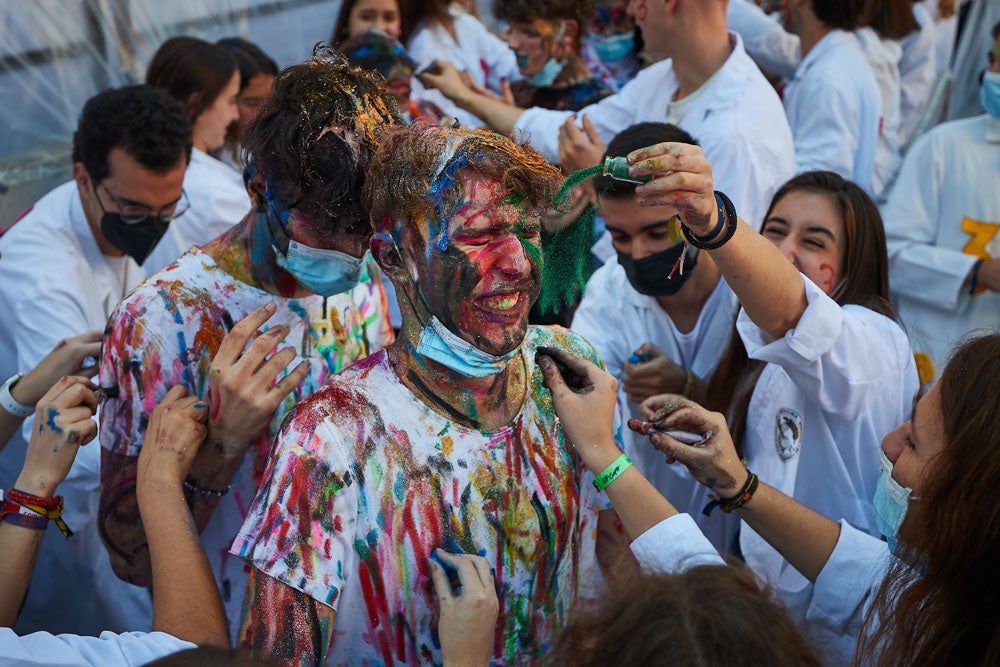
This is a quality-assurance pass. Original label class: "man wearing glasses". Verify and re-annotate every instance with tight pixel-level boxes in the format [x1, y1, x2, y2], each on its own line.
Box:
[0, 84, 192, 635]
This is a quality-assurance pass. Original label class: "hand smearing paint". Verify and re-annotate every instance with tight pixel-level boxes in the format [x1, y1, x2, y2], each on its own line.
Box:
[138, 385, 209, 491]
[639, 394, 746, 496]
[9, 331, 102, 408]
[626, 142, 718, 237]
[14, 376, 99, 497]
[204, 302, 309, 456]
[429, 549, 498, 667]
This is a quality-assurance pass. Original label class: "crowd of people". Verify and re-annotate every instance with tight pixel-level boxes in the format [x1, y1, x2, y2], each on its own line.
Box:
[0, 0, 997, 665]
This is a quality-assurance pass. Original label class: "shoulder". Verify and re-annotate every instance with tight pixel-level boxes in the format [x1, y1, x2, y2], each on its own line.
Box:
[283, 350, 391, 430]
[524, 325, 601, 365]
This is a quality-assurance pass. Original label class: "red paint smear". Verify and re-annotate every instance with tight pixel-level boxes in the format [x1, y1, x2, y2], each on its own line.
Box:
[818, 262, 835, 292]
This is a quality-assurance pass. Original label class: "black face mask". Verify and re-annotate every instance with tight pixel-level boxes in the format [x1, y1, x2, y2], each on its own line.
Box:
[617, 242, 698, 297]
[99, 213, 171, 266]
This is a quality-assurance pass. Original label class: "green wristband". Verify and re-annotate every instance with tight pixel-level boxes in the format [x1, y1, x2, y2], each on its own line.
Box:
[593, 453, 633, 490]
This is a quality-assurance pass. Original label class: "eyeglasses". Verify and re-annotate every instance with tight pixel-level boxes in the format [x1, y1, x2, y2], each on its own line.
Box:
[96, 182, 190, 225]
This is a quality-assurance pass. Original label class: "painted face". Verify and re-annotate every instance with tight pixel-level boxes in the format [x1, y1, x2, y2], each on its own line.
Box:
[600, 194, 681, 259]
[880, 383, 946, 493]
[761, 190, 846, 296]
[78, 146, 187, 254]
[407, 174, 541, 356]
[193, 71, 240, 152]
[347, 0, 402, 40]
[591, 0, 635, 36]
[502, 20, 561, 77]
[387, 77, 412, 109]
[236, 73, 274, 132]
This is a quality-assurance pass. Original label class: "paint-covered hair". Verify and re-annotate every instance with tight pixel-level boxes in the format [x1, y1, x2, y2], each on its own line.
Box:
[145, 36, 239, 121]
[363, 123, 561, 239]
[72, 84, 192, 183]
[594, 122, 699, 199]
[242, 43, 398, 240]
[340, 29, 415, 83]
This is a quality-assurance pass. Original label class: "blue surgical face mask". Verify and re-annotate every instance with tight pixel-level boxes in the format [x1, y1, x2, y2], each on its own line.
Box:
[528, 57, 565, 87]
[873, 454, 914, 554]
[591, 31, 635, 63]
[980, 70, 1000, 119]
[416, 315, 519, 377]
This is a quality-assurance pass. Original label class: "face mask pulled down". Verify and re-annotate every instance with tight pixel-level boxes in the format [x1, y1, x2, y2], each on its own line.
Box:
[873, 454, 915, 555]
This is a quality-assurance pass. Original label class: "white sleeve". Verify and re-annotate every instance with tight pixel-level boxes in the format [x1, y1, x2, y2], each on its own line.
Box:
[880, 131, 978, 309]
[807, 520, 891, 637]
[726, 0, 800, 79]
[570, 267, 631, 379]
[789, 75, 863, 182]
[737, 276, 911, 422]
[630, 514, 726, 573]
[0, 628, 195, 667]
[515, 65, 655, 162]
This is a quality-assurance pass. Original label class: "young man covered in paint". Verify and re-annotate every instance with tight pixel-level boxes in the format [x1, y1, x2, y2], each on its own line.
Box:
[234, 124, 616, 665]
[571, 122, 739, 551]
[98, 49, 398, 634]
[0, 84, 192, 636]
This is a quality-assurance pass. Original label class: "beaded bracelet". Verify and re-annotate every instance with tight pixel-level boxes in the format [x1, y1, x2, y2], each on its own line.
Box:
[183, 476, 231, 498]
[593, 453, 633, 491]
[682, 191, 738, 251]
[702, 470, 759, 516]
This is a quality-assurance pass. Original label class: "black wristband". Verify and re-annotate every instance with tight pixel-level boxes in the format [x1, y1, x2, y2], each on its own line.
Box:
[682, 191, 738, 250]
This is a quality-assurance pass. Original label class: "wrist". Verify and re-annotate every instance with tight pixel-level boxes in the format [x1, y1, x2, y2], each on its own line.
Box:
[717, 467, 750, 500]
[579, 440, 625, 474]
[12, 471, 59, 499]
[1, 373, 35, 418]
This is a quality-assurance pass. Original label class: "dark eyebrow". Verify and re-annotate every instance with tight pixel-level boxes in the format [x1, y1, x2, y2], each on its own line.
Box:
[804, 225, 837, 241]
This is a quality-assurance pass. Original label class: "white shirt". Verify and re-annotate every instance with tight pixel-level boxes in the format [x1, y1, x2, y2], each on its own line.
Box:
[408, 6, 520, 129]
[571, 262, 740, 549]
[515, 34, 796, 228]
[784, 30, 882, 194]
[855, 28, 903, 199]
[630, 513, 726, 573]
[726, 0, 799, 79]
[898, 4, 938, 147]
[0, 180, 152, 635]
[947, 0, 1000, 120]
[918, 0, 957, 78]
[142, 148, 247, 274]
[738, 275, 918, 659]
[881, 115, 1000, 384]
[0, 628, 193, 667]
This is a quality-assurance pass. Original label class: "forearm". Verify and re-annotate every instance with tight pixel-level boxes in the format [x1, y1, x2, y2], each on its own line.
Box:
[589, 443, 680, 539]
[139, 483, 228, 646]
[0, 523, 44, 627]
[708, 219, 807, 339]
[183, 431, 249, 529]
[0, 415, 21, 453]
[452, 91, 525, 135]
[735, 480, 840, 582]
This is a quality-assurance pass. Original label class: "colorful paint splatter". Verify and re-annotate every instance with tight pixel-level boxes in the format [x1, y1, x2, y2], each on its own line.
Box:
[233, 326, 609, 665]
[99, 247, 394, 631]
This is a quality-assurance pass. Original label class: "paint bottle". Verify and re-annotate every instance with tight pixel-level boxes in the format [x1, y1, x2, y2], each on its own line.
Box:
[602, 156, 652, 184]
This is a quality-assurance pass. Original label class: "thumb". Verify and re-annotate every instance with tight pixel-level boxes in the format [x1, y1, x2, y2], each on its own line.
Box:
[500, 78, 514, 105]
[537, 354, 570, 398]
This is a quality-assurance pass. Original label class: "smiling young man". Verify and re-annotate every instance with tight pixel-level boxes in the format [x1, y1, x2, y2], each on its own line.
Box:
[571, 122, 739, 550]
[233, 124, 616, 665]
[0, 84, 191, 635]
[98, 51, 397, 635]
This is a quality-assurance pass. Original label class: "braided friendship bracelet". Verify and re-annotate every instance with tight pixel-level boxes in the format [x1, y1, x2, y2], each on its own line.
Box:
[3, 488, 73, 538]
[702, 470, 759, 516]
[682, 191, 738, 251]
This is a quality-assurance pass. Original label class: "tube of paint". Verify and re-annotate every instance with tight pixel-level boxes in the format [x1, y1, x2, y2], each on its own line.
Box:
[626, 418, 710, 445]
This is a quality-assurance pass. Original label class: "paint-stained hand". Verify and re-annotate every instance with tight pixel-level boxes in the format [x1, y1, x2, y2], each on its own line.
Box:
[204, 302, 308, 457]
[537, 347, 619, 464]
[14, 376, 99, 497]
[418, 60, 476, 106]
[626, 142, 718, 235]
[621, 343, 688, 404]
[10, 331, 102, 408]
[137, 385, 209, 491]
[642, 395, 747, 497]
[430, 549, 498, 667]
[557, 114, 605, 175]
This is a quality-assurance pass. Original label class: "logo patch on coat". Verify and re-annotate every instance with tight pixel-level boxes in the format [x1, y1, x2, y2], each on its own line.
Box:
[774, 407, 802, 461]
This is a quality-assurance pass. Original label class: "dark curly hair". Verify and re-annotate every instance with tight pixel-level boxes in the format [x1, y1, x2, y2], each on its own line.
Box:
[242, 44, 399, 240]
[145, 36, 239, 120]
[71, 84, 193, 183]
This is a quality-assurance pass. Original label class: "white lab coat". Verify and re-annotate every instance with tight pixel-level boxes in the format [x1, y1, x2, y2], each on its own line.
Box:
[0, 181, 153, 635]
[571, 262, 741, 550]
[407, 6, 520, 130]
[739, 275, 918, 661]
[881, 114, 1000, 384]
[947, 0, 1000, 120]
[918, 0, 957, 78]
[898, 4, 938, 147]
[784, 30, 882, 195]
[0, 628, 193, 667]
[515, 33, 795, 229]
[142, 148, 248, 275]
[726, 0, 799, 79]
[855, 28, 903, 199]
[629, 513, 726, 573]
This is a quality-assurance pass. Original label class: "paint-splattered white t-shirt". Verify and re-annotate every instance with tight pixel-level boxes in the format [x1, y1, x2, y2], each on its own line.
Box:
[234, 325, 609, 665]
